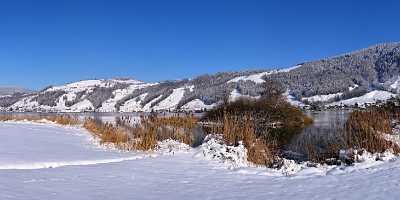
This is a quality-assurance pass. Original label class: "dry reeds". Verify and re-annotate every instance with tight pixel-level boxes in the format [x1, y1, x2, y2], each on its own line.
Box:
[344, 109, 400, 154]
[202, 96, 312, 167]
[0, 114, 80, 125]
[0, 113, 198, 152]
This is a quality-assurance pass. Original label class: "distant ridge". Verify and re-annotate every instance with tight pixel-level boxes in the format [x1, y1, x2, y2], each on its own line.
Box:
[0, 87, 34, 96]
[1, 42, 400, 112]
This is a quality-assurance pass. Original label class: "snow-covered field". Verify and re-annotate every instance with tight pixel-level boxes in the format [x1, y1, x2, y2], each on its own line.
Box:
[1, 122, 400, 200]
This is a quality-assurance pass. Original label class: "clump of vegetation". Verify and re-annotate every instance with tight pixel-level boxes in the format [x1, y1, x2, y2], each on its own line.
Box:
[83, 118, 134, 149]
[344, 107, 400, 154]
[84, 114, 200, 151]
[0, 113, 199, 152]
[202, 80, 313, 166]
[150, 115, 198, 145]
[0, 114, 80, 125]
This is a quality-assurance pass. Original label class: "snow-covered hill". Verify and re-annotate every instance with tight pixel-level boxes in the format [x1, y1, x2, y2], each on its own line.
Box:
[1, 42, 400, 112]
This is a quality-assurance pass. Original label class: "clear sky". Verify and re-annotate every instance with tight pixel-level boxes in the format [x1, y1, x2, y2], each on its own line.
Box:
[0, 0, 399, 90]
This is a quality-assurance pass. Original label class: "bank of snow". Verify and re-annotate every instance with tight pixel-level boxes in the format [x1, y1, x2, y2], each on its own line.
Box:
[328, 90, 396, 107]
[0, 121, 150, 170]
[2, 122, 400, 199]
[181, 99, 216, 111]
[227, 65, 301, 84]
[302, 92, 343, 103]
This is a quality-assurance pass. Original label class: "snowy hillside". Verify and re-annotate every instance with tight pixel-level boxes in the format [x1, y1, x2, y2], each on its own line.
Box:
[1, 42, 400, 112]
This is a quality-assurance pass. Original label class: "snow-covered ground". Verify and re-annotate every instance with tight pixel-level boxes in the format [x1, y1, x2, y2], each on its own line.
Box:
[328, 90, 396, 107]
[228, 65, 301, 84]
[1, 121, 400, 200]
[302, 92, 343, 103]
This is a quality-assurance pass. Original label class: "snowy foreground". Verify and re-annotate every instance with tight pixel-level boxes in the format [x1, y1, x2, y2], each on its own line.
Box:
[1, 122, 400, 200]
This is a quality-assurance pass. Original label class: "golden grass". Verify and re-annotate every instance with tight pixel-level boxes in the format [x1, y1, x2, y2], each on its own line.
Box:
[344, 109, 400, 154]
[205, 111, 278, 166]
[83, 115, 199, 151]
[202, 97, 313, 166]
[0, 114, 80, 125]
[0, 113, 199, 152]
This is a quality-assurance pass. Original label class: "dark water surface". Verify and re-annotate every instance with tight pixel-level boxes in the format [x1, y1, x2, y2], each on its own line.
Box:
[284, 110, 351, 161]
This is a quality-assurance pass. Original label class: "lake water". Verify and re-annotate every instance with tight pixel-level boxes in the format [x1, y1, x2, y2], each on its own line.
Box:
[284, 110, 351, 161]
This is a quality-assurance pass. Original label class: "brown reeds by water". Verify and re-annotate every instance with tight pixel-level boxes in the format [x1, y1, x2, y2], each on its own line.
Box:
[82, 115, 199, 151]
[0, 113, 199, 151]
[344, 108, 400, 154]
[0, 114, 80, 125]
[203, 98, 313, 166]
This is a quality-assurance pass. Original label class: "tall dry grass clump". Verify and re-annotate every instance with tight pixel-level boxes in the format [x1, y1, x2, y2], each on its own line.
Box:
[207, 112, 277, 166]
[203, 80, 313, 166]
[83, 118, 129, 146]
[344, 109, 400, 153]
[82, 115, 199, 151]
[48, 115, 80, 126]
[0, 114, 80, 125]
[0, 113, 199, 152]
[150, 115, 198, 145]
[83, 118, 156, 150]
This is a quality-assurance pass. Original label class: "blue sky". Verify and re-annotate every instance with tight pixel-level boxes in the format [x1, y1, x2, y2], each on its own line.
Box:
[0, 0, 399, 90]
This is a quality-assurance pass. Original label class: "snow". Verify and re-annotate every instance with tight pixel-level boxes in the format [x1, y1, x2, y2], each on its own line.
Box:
[156, 139, 191, 155]
[195, 135, 249, 169]
[47, 80, 105, 92]
[46, 79, 138, 93]
[2, 121, 400, 199]
[153, 87, 186, 111]
[390, 76, 400, 92]
[99, 83, 155, 112]
[328, 90, 396, 107]
[302, 92, 343, 103]
[142, 95, 163, 111]
[228, 72, 274, 84]
[0, 122, 146, 170]
[349, 84, 359, 91]
[278, 64, 302, 73]
[119, 93, 148, 112]
[8, 79, 157, 112]
[229, 89, 257, 102]
[284, 91, 305, 107]
[181, 99, 216, 111]
[228, 65, 301, 84]
[69, 99, 94, 112]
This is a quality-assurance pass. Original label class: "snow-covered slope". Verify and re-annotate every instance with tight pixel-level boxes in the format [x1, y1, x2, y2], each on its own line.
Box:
[328, 90, 397, 107]
[3, 121, 400, 199]
[227, 65, 301, 84]
[7, 79, 156, 112]
[302, 92, 343, 103]
[3, 42, 400, 112]
[4, 75, 399, 112]
[152, 87, 186, 111]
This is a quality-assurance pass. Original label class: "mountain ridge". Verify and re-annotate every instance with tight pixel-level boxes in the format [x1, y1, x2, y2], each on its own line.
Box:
[1, 42, 400, 112]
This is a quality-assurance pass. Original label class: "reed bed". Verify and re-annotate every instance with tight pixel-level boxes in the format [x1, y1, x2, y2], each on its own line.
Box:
[344, 108, 400, 154]
[202, 97, 313, 167]
[0, 113, 199, 151]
